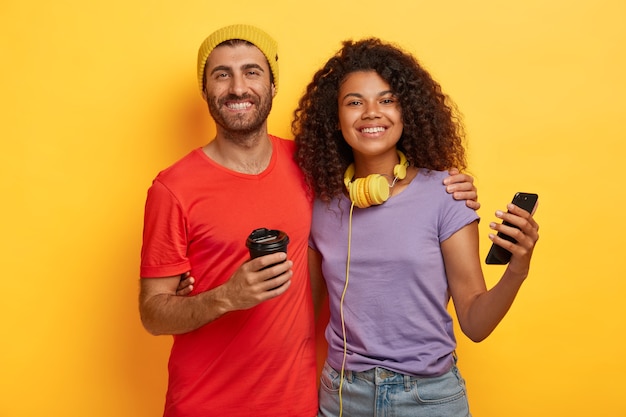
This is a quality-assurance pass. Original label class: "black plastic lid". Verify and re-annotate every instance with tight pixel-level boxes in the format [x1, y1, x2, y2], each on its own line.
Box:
[245, 228, 290, 252]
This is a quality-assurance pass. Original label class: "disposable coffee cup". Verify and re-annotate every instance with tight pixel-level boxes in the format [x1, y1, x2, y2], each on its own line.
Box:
[246, 228, 290, 261]
[246, 228, 290, 290]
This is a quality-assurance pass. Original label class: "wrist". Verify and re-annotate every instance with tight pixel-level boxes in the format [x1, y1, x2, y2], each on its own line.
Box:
[206, 284, 234, 317]
[504, 264, 529, 283]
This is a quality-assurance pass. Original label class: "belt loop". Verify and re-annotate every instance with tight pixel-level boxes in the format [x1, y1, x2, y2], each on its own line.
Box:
[344, 369, 354, 383]
[404, 375, 411, 391]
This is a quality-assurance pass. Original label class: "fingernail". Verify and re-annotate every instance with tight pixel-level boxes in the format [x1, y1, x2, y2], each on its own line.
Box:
[495, 210, 504, 218]
[489, 222, 496, 229]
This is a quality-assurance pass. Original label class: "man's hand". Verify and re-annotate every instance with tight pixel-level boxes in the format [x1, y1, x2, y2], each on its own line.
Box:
[444, 168, 480, 210]
[176, 250, 289, 306]
[217, 253, 293, 311]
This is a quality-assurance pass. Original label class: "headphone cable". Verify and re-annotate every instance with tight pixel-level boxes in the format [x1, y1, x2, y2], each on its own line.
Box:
[338, 201, 355, 417]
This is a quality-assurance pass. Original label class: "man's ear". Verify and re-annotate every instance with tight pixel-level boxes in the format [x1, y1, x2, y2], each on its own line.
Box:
[201, 88, 208, 102]
[271, 83, 276, 98]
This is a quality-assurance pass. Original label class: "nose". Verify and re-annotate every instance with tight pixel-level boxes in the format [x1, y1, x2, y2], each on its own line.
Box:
[228, 73, 248, 96]
[361, 102, 381, 119]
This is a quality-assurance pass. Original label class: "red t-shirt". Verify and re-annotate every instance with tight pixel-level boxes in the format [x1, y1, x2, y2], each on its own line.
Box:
[141, 137, 317, 417]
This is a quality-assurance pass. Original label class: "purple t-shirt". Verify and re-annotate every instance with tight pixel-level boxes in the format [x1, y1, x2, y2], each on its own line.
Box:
[310, 169, 479, 377]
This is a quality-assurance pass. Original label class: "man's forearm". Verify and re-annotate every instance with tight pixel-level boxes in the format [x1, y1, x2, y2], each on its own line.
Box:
[140, 288, 230, 335]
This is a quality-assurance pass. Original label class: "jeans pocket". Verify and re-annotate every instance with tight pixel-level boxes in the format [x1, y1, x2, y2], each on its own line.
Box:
[412, 366, 468, 405]
[319, 362, 341, 393]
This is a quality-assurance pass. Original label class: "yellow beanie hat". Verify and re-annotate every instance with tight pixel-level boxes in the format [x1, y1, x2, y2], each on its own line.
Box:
[197, 24, 279, 95]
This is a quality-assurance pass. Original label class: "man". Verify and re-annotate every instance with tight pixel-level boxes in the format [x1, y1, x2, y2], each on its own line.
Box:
[139, 24, 479, 417]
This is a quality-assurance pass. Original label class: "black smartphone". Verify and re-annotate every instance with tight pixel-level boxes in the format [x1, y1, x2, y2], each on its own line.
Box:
[485, 192, 538, 265]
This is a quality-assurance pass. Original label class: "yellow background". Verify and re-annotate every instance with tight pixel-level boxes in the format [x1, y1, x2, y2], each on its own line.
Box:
[1, 0, 624, 416]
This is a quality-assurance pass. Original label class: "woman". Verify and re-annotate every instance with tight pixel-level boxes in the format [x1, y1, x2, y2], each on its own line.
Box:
[292, 38, 539, 417]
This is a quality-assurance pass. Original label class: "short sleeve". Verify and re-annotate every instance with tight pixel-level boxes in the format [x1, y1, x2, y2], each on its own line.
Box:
[140, 180, 191, 278]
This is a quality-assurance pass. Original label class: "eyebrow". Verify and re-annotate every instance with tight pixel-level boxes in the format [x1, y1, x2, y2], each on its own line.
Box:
[210, 63, 266, 76]
[341, 90, 395, 101]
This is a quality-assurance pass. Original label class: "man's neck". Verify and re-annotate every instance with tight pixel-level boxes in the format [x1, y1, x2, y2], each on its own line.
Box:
[203, 129, 273, 175]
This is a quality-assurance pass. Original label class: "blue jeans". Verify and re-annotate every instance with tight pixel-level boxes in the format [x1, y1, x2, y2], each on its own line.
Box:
[318, 361, 471, 417]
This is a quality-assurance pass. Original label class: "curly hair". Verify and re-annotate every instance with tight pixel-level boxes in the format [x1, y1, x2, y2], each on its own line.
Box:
[292, 38, 467, 203]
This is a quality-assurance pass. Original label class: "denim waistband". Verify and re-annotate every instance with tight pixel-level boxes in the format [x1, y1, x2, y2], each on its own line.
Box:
[343, 353, 457, 388]
[345, 367, 413, 389]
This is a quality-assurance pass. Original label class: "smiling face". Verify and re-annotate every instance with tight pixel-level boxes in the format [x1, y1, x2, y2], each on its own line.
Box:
[338, 70, 403, 162]
[203, 42, 275, 136]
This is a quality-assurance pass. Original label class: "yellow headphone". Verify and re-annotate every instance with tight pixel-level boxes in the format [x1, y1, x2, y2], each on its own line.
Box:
[343, 150, 408, 208]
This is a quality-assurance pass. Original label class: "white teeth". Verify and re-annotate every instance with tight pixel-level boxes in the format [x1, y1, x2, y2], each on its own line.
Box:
[227, 102, 252, 110]
[361, 127, 385, 133]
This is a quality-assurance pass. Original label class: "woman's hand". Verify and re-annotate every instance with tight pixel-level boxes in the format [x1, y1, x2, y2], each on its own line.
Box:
[176, 272, 195, 296]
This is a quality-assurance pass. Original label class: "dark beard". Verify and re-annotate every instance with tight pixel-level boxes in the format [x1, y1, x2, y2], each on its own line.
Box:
[208, 93, 273, 144]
